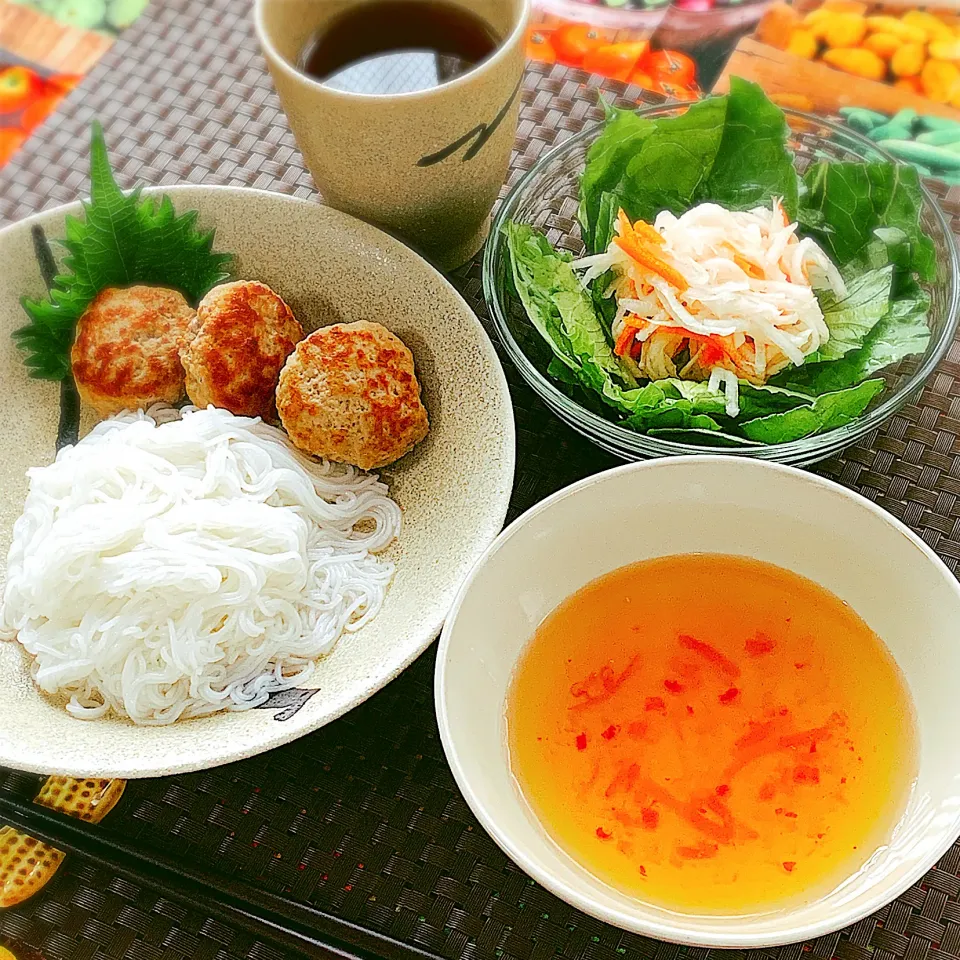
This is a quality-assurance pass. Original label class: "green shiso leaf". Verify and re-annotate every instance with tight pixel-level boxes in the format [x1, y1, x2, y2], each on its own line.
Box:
[14, 122, 233, 381]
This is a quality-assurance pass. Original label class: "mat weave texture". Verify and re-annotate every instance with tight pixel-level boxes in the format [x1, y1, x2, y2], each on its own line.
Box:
[2, 1, 960, 959]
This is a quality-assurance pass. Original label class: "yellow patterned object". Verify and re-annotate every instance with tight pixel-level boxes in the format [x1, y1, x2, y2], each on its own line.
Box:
[0, 946, 20, 960]
[0, 829, 64, 909]
[0, 778, 125, 908]
[33, 778, 125, 823]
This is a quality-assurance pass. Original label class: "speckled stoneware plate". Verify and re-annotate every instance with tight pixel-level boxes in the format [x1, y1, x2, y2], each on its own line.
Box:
[0, 186, 515, 779]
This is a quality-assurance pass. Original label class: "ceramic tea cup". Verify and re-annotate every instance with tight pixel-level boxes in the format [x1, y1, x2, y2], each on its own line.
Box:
[254, 0, 530, 270]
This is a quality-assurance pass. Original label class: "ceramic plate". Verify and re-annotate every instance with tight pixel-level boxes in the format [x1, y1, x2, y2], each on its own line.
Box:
[0, 186, 515, 778]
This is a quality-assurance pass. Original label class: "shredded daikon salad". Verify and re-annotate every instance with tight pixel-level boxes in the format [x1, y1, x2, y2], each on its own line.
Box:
[570, 201, 847, 417]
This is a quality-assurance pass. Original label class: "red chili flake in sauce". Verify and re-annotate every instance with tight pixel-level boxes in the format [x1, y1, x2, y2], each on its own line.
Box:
[718, 687, 740, 704]
[686, 705, 694, 715]
[664, 679, 683, 694]
[775, 807, 784, 815]
[627, 721, 647, 738]
[645, 696, 666, 711]
[641, 807, 659, 830]
[795, 662, 807, 670]
[784, 811, 798, 819]
[575, 733, 587, 751]
[639, 865, 647, 877]
[809, 742, 817, 754]
[794, 764, 820, 784]
[840, 777, 847, 784]
[745, 633, 775, 657]
[596, 827, 611, 840]
[783, 862, 796, 872]
[601, 725, 618, 740]
[715, 784, 729, 797]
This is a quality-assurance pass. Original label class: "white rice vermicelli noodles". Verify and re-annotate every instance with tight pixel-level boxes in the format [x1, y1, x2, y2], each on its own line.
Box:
[0, 405, 402, 725]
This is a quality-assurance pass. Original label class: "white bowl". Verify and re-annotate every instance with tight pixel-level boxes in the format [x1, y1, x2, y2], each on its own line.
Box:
[435, 457, 960, 947]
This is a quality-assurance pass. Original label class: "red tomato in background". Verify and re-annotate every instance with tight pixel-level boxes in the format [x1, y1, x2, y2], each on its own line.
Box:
[0, 67, 43, 115]
[639, 49, 698, 88]
[551, 22, 606, 66]
[582, 41, 648, 82]
[525, 26, 556, 64]
[47, 73, 82, 93]
[21, 95, 62, 134]
[628, 69, 654, 89]
[0, 128, 26, 166]
[657, 80, 698, 102]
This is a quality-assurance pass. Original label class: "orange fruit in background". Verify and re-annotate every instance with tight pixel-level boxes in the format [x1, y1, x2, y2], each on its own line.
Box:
[894, 76, 923, 94]
[0, 128, 25, 166]
[0, 66, 43, 115]
[551, 22, 606, 66]
[525, 26, 556, 64]
[582, 41, 649, 81]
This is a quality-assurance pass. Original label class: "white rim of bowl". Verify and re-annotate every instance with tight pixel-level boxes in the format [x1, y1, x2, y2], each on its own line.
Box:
[435, 455, 960, 947]
[483, 108, 960, 462]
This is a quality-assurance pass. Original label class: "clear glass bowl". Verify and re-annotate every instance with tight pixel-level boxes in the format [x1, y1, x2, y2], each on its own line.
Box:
[483, 105, 960, 465]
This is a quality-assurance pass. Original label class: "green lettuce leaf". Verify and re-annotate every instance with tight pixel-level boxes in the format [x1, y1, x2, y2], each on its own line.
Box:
[13, 122, 233, 381]
[594, 191, 625, 255]
[503, 221, 577, 370]
[578, 104, 654, 253]
[736, 383, 816, 418]
[622, 379, 726, 432]
[815, 265, 894, 361]
[799, 160, 935, 280]
[579, 79, 799, 255]
[700, 76, 799, 219]
[615, 95, 728, 224]
[739, 380, 885, 444]
[777, 285, 931, 395]
[504, 222, 636, 400]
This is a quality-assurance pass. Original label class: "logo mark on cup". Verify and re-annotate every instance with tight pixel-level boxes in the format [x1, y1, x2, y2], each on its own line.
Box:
[417, 76, 523, 167]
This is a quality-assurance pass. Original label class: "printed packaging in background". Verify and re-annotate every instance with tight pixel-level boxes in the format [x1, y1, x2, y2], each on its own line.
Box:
[0, 0, 149, 168]
[527, 0, 772, 97]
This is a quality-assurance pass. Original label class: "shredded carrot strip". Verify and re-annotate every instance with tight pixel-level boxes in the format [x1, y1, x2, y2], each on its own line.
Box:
[778, 712, 846, 749]
[634, 778, 738, 845]
[615, 232, 689, 292]
[614, 326, 637, 357]
[678, 635, 741, 680]
[614, 209, 689, 292]
[633, 220, 665, 246]
[734, 253, 765, 280]
[677, 842, 719, 860]
[569, 656, 641, 711]
[605, 763, 640, 799]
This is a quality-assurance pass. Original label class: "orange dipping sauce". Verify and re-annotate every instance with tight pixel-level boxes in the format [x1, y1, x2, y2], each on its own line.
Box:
[506, 554, 917, 914]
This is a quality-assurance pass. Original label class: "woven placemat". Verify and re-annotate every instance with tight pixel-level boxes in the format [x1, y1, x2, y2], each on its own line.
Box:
[3, 1, 960, 959]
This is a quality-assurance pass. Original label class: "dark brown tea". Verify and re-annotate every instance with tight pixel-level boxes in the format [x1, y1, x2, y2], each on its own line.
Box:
[299, 0, 500, 96]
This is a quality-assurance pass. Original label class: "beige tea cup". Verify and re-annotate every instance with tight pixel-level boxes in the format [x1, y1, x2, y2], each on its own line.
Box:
[254, 0, 530, 270]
